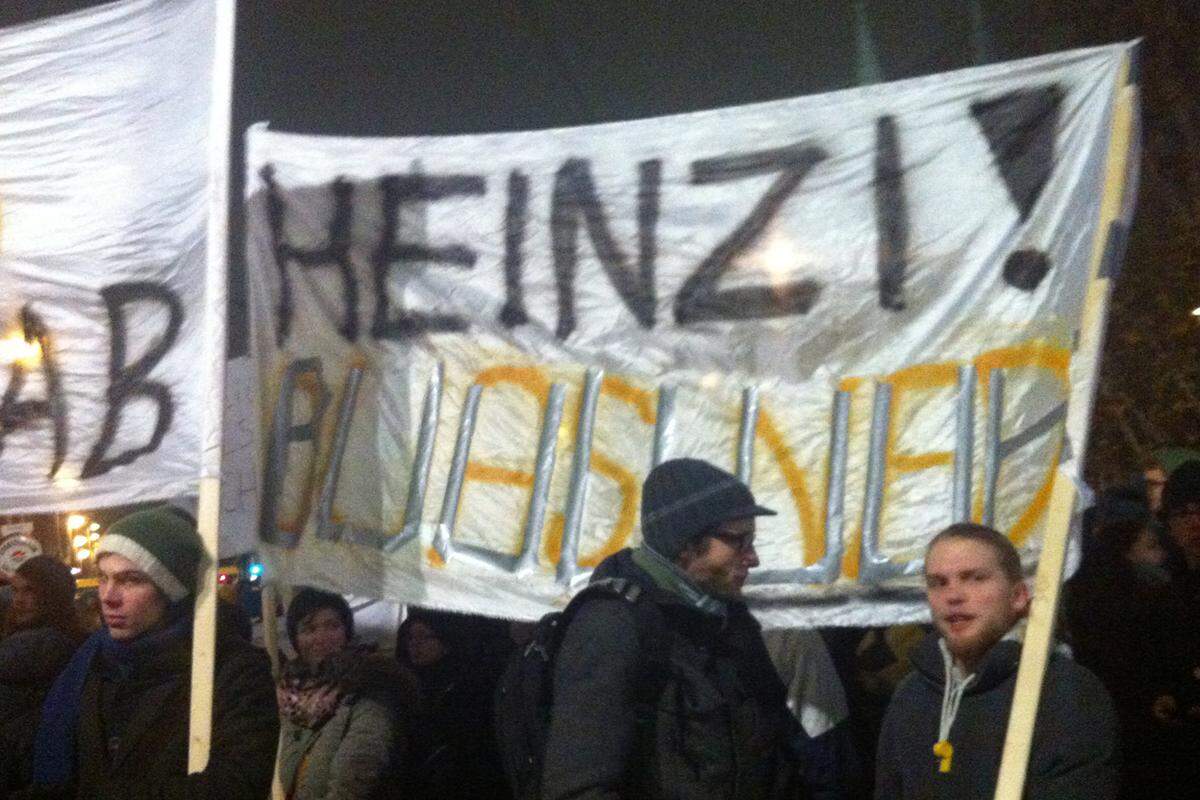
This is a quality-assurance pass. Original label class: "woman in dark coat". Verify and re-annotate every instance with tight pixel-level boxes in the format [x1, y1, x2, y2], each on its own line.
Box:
[1065, 502, 1200, 800]
[0, 556, 87, 794]
[277, 588, 420, 800]
[397, 609, 511, 800]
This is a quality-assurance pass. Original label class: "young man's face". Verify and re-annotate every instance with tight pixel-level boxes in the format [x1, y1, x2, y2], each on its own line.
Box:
[97, 553, 168, 641]
[679, 516, 760, 599]
[8, 572, 40, 628]
[924, 537, 1029, 669]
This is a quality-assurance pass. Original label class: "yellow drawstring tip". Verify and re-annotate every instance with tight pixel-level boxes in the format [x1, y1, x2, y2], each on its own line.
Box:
[933, 740, 954, 773]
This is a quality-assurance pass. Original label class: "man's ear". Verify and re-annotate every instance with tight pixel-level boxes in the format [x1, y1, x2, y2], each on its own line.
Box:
[1011, 579, 1031, 618]
[675, 543, 696, 571]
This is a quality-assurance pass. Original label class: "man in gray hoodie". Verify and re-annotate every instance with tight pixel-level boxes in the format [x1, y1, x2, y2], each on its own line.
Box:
[875, 523, 1119, 800]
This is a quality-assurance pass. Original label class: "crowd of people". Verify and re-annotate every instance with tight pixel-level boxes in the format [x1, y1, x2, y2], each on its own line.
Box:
[1063, 458, 1200, 799]
[0, 455, 1196, 799]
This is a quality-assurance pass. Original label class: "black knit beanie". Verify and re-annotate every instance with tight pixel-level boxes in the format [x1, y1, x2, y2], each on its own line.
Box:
[640, 458, 775, 559]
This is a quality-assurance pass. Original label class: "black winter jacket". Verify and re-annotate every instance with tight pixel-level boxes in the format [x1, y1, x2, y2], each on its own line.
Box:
[875, 632, 1118, 800]
[0, 627, 82, 793]
[541, 548, 801, 800]
[14, 625, 279, 800]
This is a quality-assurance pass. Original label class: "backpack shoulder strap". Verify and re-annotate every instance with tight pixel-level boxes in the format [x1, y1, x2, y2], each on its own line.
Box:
[560, 578, 667, 654]
[568, 578, 673, 694]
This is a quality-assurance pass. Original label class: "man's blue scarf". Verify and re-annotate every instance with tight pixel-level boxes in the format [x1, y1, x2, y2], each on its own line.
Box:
[31, 611, 192, 788]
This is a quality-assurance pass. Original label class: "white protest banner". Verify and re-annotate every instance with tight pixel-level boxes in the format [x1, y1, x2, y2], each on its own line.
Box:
[0, 0, 218, 517]
[246, 43, 1139, 627]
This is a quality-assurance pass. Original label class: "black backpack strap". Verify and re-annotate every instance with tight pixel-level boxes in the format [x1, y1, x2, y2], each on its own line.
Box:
[559, 578, 668, 663]
[568, 577, 673, 701]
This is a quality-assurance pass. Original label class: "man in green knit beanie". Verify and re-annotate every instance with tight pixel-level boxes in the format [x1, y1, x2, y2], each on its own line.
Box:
[21, 506, 278, 800]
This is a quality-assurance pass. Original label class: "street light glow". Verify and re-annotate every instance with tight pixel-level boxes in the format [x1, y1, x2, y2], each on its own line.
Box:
[75, 547, 91, 561]
[66, 513, 87, 531]
[1192, 306, 1200, 317]
[0, 332, 41, 366]
[72, 534, 88, 548]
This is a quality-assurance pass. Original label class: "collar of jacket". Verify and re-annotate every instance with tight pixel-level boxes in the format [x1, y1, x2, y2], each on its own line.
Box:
[910, 630, 1022, 694]
[913, 617, 1077, 692]
[631, 544, 729, 618]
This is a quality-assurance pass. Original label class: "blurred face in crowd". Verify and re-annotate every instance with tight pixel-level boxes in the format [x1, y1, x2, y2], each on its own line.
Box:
[403, 620, 446, 668]
[1127, 527, 1166, 567]
[8, 571, 40, 629]
[925, 537, 1029, 670]
[1144, 466, 1167, 513]
[97, 553, 168, 641]
[1167, 501, 1200, 564]
[678, 517, 759, 599]
[295, 607, 348, 668]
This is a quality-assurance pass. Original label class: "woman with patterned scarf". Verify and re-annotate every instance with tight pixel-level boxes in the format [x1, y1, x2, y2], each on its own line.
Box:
[278, 588, 420, 800]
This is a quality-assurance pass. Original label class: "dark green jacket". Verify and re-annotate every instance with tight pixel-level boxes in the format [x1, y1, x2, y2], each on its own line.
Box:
[541, 548, 801, 800]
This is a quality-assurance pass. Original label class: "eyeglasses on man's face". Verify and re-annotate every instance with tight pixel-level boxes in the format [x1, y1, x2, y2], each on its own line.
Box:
[710, 529, 757, 554]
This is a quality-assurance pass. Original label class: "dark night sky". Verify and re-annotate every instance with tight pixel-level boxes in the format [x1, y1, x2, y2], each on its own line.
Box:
[0, 0, 1114, 339]
[3, 1, 1193, 477]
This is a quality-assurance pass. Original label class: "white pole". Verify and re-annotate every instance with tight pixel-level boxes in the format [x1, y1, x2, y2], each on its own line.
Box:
[188, 0, 238, 775]
[260, 581, 282, 679]
[993, 52, 1136, 800]
[261, 581, 287, 800]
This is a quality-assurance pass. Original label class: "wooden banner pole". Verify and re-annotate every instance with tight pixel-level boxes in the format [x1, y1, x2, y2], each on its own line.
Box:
[993, 52, 1137, 800]
[261, 581, 286, 800]
[188, 0, 238, 776]
[261, 581, 281, 679]
[189, 477, 222, 773]
[992, 474, 1076, 800]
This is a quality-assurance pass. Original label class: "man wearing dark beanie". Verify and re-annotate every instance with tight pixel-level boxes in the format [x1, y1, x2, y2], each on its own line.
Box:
[20, 506, 278, 800]
[541, 458, 807, 800]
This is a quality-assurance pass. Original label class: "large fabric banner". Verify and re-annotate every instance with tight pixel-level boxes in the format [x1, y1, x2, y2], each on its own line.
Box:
[247, 43, 1139, 626]
[0, 0, 216, 514]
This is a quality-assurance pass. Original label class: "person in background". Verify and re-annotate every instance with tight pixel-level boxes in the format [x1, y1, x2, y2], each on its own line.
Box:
[1160, 459, 1200, 605]
[73, 590, 102, 634]
[18, 506, 279, 800]
[397, 608, 511, 800]
[875, 523, 1117, 800]
[764, 626, 862, 800]
[1066, 498, 1200, 800]
[277, 588, 420, 800]
[0, 557, 88, 795]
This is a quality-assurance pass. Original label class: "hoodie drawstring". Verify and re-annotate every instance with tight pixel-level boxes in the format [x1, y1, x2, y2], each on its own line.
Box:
[934, 651, 974, 774]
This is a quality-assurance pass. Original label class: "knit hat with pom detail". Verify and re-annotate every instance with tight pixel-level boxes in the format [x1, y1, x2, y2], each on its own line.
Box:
[96, 507, 205, 602]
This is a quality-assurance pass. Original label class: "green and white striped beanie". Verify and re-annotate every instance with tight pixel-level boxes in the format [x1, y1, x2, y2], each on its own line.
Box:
[96, 507, 205, 602]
